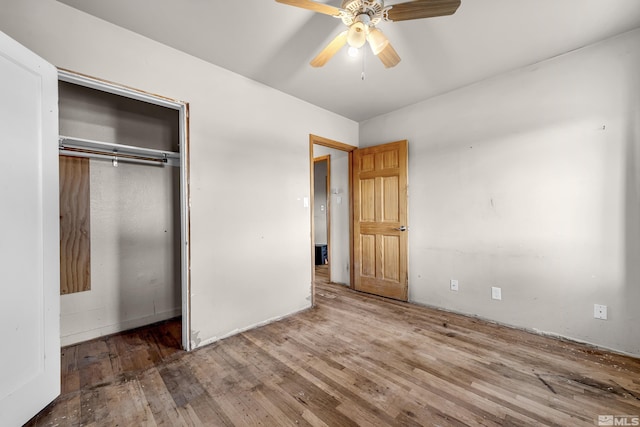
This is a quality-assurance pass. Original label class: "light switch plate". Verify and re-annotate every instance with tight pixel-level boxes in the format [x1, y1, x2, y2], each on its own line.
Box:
[491, 286, 502, 300]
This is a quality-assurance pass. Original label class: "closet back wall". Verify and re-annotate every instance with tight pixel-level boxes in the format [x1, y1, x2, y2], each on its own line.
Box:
[58, 82, 181, 345]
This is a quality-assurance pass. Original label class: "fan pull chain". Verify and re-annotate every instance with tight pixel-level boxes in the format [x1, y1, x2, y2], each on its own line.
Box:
[361, 46, 366, 81]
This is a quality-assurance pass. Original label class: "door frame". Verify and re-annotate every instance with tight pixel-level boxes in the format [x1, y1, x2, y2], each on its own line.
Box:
[309, 134, 357, 304]
[58, 69, 192, 351]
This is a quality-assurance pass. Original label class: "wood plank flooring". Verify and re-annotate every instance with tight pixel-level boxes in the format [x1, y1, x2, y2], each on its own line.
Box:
[26, 268, 640, 426]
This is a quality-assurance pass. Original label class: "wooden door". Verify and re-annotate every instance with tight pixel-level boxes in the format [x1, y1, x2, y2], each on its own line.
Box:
[353, 140, 408, 300]
[0, 31, 60, 425]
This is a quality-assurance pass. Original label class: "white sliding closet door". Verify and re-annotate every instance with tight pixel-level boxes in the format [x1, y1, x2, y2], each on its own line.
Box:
[0, 31, 60, 425]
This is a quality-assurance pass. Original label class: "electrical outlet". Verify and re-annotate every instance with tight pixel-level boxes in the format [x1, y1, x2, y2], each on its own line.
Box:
[491, 286, 502, 300]
[594, 304, 607, 320]
[450, 279, 459, 291]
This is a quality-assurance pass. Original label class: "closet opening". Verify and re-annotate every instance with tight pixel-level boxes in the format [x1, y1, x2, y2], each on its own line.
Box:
[57, 70, 190, 351]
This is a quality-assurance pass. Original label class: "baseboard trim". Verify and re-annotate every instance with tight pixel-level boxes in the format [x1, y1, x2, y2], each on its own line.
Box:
[409, 300, 639, 360]
[195, 304, 312, 349]
[60, 308, 182, 346]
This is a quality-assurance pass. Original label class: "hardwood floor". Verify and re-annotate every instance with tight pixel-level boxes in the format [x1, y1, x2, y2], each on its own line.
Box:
[315, 263, 329, 283]
[26, 270, 640, 426]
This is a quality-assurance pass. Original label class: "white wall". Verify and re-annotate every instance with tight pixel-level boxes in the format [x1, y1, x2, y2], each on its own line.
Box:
[61, 162, 181, 345]
[314, 146, 351, 285]
[360, 29, 640, 356]
[313, 160, 328, 245]
[0, 0, 358, 349]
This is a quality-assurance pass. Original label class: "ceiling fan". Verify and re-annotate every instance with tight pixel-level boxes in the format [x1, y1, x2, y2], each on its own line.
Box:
[275, 0, 461, 68]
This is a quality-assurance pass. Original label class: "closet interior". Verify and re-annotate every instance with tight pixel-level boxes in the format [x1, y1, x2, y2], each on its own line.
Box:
[57, 74, 187, 349]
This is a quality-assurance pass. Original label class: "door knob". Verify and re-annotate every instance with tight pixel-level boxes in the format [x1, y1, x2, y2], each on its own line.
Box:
[394, 226, 407, 232]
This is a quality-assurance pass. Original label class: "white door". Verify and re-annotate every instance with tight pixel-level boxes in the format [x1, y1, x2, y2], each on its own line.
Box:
[0, 31, 60, 426]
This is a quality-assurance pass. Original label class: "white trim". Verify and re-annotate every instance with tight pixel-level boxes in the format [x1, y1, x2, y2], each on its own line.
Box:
[178, 104, 191, 351]
[410, 299, 640, 360]
[58, 69, 184, 109]
[195, 306, 311, 349]
[60, 309, 182, 347]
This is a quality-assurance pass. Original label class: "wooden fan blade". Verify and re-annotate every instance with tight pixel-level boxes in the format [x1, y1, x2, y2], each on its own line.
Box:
[377, 42, 401, 68]
[387, 0, 461, 22]
[310, 31, 348, 67]
[275, 0, 342, 17]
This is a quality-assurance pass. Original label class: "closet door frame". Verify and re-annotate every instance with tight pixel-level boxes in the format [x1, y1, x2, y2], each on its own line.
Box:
[58, 69, 192, 351]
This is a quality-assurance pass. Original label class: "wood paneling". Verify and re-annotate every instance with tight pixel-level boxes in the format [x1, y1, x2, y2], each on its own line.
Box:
[59, 155, 90, 294]
[383, 235, 400, 281]
[361, 234, 376, 277]
[360, 178, 375, 221]
[382, 176, 399, 222]
[26, 282, 640, 426]
[382, 149, 399, 169]
[354, 140, 408, 300]
[361, 153, 375, 172]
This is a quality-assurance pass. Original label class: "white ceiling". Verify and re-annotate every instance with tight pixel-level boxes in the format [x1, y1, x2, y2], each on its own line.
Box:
[58, 0, 640, 122]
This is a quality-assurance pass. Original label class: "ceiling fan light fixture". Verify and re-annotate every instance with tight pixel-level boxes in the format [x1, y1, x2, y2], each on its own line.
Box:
[278, 0, 462, 69]
[347, 21, 367, 48]
[366, 27, 389, 56]
[347, 46, 359, 57]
